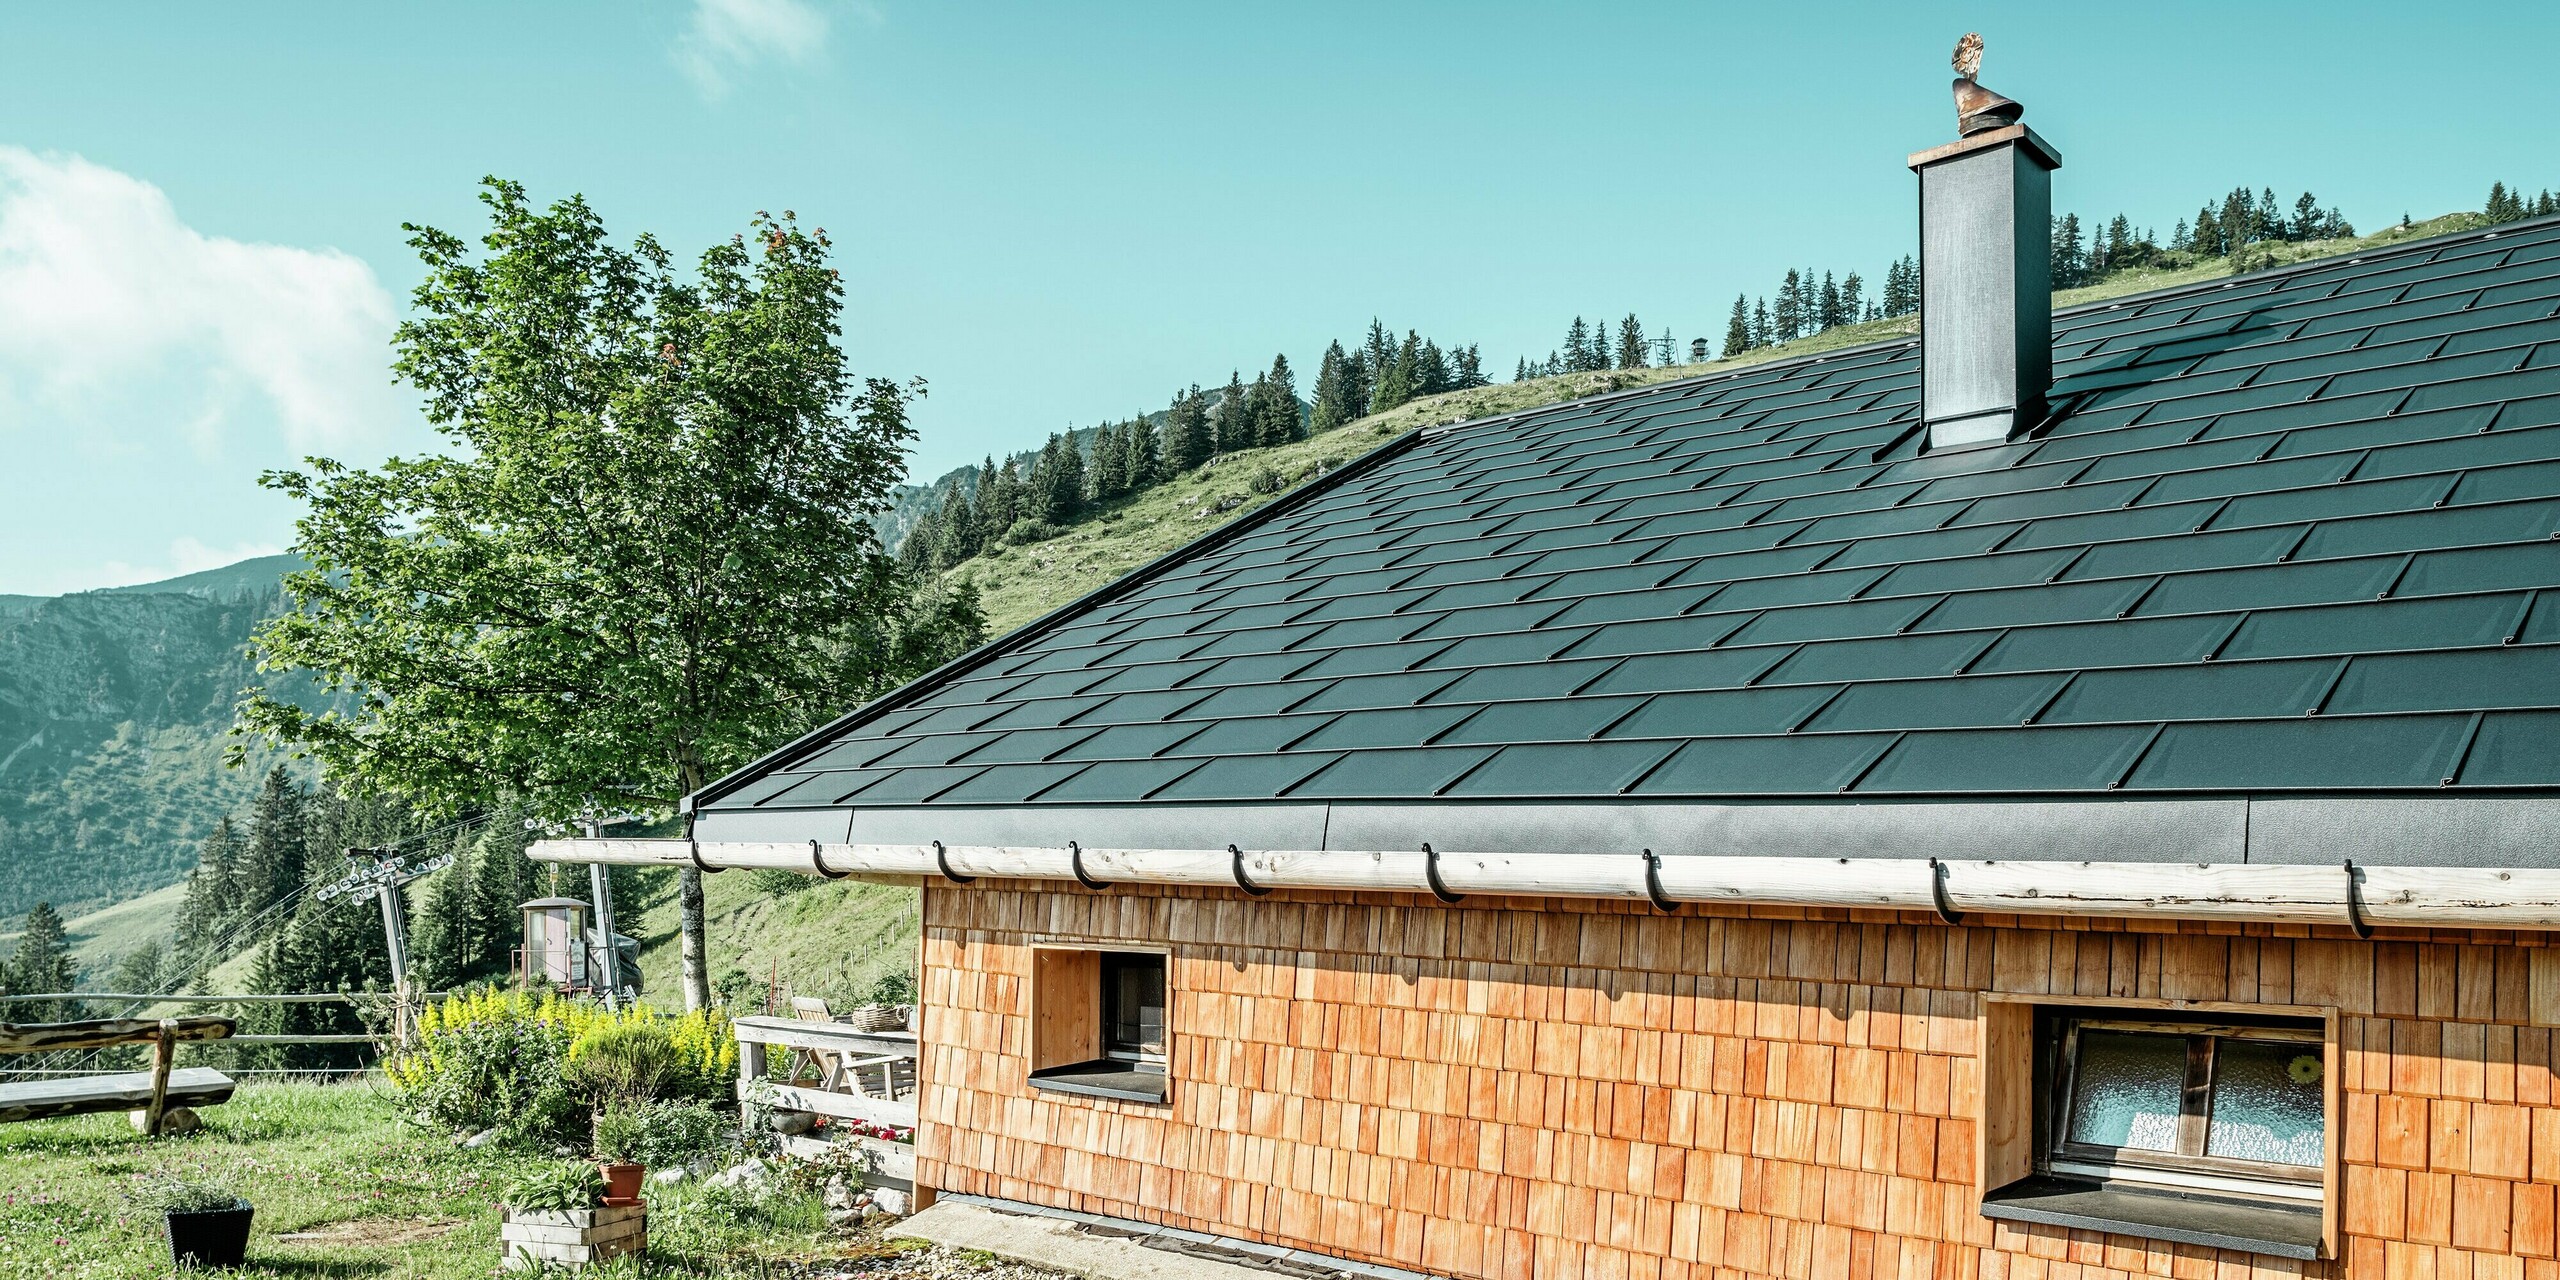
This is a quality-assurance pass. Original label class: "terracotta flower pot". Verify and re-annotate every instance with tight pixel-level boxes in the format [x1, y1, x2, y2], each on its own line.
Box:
[599, 1162, 645, 1204]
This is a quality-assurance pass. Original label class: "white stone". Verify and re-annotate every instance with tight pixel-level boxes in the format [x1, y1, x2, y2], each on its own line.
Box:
[872, 1188, 910, 1217]
[461, 1128, 499, 1149]
[652, 1167, 688, 1185]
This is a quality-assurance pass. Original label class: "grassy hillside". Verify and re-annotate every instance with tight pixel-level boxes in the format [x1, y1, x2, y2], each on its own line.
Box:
[621, 866, 919, 1015]
[949, 213, 2489, 636]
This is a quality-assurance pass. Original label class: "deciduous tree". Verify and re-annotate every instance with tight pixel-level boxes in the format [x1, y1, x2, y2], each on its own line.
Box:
[237, 181, 983, 1011]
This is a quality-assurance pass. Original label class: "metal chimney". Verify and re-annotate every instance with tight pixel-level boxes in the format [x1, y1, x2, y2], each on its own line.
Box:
[1909, 35, 2061, 450]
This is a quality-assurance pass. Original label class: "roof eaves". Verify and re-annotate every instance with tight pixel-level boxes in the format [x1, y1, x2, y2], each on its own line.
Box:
[685, 425, 1429, 814]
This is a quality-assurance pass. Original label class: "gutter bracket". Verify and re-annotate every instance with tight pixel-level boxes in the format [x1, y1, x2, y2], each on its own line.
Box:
[935, 840, 975, 886]
[1230, 844, 1271, 897]
[688, 839, 724, 875]
[810, 839, 848, 880]
[1070, 840, 1112, 892]
[1642, 849, 1679, 914]
[1422, 843, 1464, 904]
[2345, 860, 2373, 939]
[1927, 858, 1962, 926]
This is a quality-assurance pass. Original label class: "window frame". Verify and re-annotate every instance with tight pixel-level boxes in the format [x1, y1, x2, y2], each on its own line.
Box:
[2044, 1015, 2326, 1199]
[1024, 941, 1172, 1106]
[1098, 949, 1168, 1066]
[1979, 993, 2339, 1260]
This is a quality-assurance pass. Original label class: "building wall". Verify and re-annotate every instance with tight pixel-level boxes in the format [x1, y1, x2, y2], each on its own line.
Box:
[916, 878, 2560, 1280]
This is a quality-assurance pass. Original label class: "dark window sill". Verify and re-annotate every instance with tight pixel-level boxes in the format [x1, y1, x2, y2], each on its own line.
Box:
[1028, 1061, 1169, 1105]
[1981, 1175, 2322, 1260]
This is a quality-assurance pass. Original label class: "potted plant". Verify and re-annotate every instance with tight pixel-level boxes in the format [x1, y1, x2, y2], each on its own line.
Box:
[132, 1177, 253, 1269]
[501, 1162, 644, 1269]
[592, 1100, 648, 1203]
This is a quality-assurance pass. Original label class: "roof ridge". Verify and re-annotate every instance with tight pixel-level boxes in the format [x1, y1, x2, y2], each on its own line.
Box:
[2052, 212, 2560, 320]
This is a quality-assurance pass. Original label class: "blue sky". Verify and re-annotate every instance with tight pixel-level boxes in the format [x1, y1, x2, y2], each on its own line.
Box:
[1, 2, 2551, 595]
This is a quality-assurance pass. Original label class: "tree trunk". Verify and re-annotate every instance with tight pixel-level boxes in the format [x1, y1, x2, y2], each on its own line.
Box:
[678, 866, 709, 1013]
[677, 754, 711, 1013]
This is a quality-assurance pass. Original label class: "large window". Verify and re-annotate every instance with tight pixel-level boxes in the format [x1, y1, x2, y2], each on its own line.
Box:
[1027, 946, 1169, 1104]
[1980, 998, 2334, 1260]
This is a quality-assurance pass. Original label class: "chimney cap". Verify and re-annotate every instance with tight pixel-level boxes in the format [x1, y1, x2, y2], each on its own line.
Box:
[1906, 123, 2061, 173]
[1949, 32, 2027, 137]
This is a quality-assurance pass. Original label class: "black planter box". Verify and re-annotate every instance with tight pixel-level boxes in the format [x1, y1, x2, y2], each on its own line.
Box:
[165, 1202, 254, 1268]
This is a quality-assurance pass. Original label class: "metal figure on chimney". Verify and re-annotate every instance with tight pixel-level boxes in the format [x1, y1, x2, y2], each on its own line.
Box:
[1951, 32, 2024, 136]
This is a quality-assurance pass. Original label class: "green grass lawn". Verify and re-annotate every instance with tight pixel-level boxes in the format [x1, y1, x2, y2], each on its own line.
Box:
[0, 1081, 925, 1279]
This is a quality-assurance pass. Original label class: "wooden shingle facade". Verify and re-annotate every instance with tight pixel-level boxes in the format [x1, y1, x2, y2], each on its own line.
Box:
[908, 880, 2560, 1279]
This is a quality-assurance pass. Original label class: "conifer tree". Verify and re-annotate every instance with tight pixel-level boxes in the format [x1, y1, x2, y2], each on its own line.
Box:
[1451, 344, 1486, 389]
[1370, 338, 1414, 412]
[1122, 415, 1161, 489]
[1255, 355, 1302, 448]
[1408, 339, 1446, 397]
[1840, 273, 1864, 325]
[1362, 319, 1394, 389]
[242, 766, 310, 914]
[1616, 314, 1646, 368]
[1561, 317, 1592, 373]
[1773, 271, 1803, 341]
[5, 903, 78, 1020]
[1214, 372, 1249, 454]
[1166, 388, 1214, 472]
[1722, 295, 1751, 357]
[1310, 340, 1359, 434]
[1514, 356, 1531, 382]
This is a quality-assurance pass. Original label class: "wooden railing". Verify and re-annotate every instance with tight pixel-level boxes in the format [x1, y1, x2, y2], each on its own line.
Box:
[732, 1015, 917, 1188]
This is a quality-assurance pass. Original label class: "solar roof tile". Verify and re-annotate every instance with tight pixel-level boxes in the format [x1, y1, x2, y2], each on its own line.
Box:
[1442, 740, 1681, 797]
[2126, 714, 2471, 790]
[1631, 733, 1896, 796]
[1852, 724, 2154, 793]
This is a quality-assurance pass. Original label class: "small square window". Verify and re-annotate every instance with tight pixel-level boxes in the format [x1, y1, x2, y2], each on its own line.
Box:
[1026, 947, 1169, 1105]
[1981, 1000, 2333, 1260]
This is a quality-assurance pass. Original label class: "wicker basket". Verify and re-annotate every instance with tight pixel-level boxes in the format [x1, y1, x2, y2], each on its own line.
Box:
[850, 1003, 904, 1032]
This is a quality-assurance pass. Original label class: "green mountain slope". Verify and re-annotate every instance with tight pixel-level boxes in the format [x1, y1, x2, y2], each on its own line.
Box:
[947, 214, 2489, 636]
[0, 563, 313, 927]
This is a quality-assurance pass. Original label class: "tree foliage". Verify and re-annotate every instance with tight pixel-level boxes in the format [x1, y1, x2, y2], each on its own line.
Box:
[236, 181, 983, 1009]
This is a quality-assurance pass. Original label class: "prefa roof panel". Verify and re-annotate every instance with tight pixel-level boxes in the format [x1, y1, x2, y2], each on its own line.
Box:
[702, 216, 2560, 813]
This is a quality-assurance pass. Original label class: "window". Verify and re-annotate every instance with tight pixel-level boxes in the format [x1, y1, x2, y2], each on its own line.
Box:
[1101, 951, 1166, 1062]
[1980, 998, 2334, 1261]
[1027, 946, 1169, 1104]
[2048, 1017, 2325, 1198]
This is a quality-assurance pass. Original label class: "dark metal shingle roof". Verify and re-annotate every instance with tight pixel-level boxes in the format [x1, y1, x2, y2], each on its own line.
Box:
[708, 218, 2560, 812]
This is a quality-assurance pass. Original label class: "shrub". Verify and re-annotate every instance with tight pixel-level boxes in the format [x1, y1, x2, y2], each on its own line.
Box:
[597, 1097, 735, 1168]
[563, 1021, 685, 1104]
[387, 991, 737, 1144]
[1003, 518, 1060, 545]
[1247, 465, 1284, 495]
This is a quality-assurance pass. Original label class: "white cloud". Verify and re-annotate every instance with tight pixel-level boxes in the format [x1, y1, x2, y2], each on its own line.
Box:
[0, 147, 400, 454]
[674, 0, 841, 99]
[85, 537, 289, 592]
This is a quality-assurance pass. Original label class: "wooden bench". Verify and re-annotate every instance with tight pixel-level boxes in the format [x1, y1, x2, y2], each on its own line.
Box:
[0, 1015, 238, 1135]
